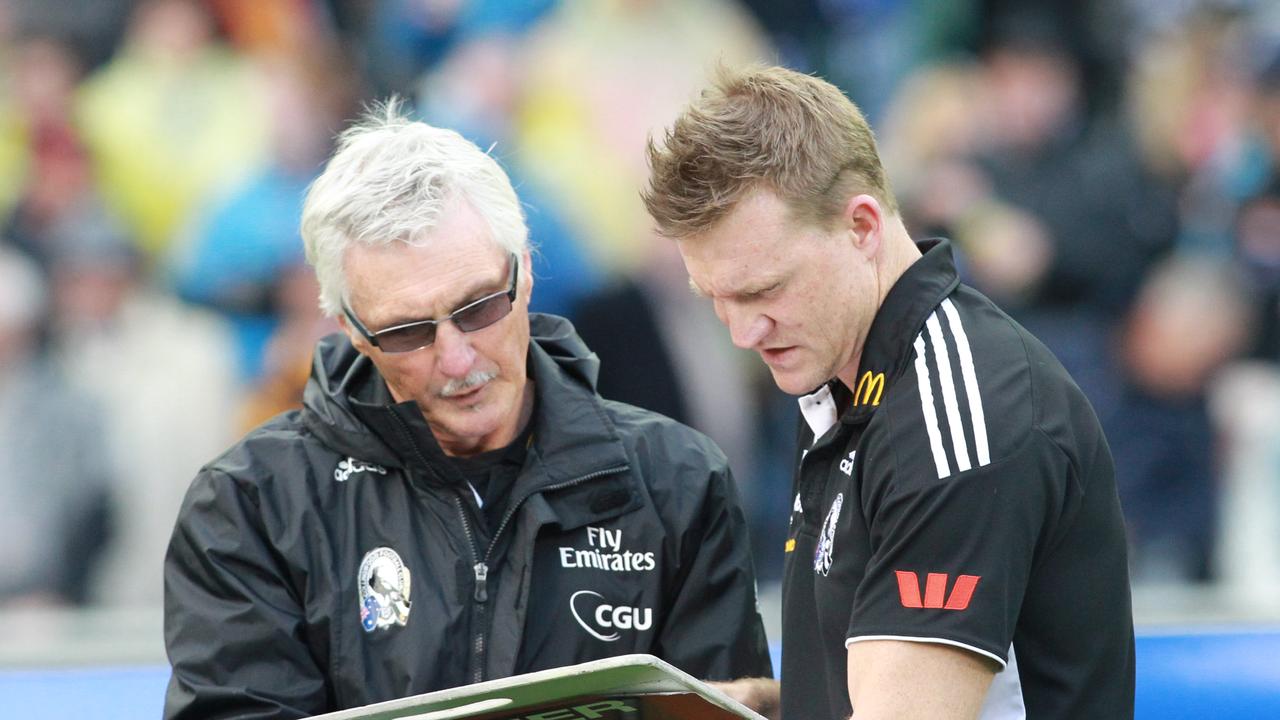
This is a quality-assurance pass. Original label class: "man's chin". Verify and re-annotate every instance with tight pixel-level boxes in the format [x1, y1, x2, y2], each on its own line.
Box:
[434, 421, 502, 456]
[768, 367, 826, 397]
[429, 398, 516, 454]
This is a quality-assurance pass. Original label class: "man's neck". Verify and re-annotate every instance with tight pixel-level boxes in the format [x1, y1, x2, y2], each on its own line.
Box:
[834, 221, 921, 392]
[877, 220, 923, 307]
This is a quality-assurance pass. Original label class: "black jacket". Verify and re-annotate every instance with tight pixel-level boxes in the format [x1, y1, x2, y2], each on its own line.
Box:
[164, 314, 772, 719]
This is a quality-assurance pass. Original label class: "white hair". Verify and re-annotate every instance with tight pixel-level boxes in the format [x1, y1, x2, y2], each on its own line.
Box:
[301, 99, 528, 317]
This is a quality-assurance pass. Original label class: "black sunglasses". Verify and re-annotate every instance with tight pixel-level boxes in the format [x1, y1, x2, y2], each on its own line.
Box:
[343, 253, 519, 354]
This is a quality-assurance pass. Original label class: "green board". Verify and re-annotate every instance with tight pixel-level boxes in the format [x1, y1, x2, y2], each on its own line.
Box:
[308, 654, 765, 720]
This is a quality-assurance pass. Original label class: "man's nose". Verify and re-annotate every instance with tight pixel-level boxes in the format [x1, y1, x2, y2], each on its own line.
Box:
[433, 322, 477, 377]
[724, 304, 773, 349]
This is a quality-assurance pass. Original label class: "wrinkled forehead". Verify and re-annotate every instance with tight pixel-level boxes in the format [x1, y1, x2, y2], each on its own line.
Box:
[342, 202, 510, 321]
[676, 189, 807, 295]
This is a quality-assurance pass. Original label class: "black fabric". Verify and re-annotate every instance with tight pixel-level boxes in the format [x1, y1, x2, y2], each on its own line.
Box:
[163, 314, 772, 719]
[571, 278, 691, 425]
[450, 422, 533, 530]
[780, 240, 1135, 720]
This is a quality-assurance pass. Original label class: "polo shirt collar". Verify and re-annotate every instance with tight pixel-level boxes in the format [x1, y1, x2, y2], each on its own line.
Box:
[798, 238, 959, 435]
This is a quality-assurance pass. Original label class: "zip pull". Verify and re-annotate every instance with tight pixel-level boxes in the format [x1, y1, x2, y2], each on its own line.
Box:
[473, 562, 489, 603]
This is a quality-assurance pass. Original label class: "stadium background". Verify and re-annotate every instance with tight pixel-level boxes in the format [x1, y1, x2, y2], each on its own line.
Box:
[0, 0, 1278, 716]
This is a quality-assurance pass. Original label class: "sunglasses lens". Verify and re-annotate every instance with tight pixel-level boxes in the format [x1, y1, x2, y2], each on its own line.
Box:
[379, 323, 437, 353]
[454, 294, 513, 333]
[366, 256, 517, 354]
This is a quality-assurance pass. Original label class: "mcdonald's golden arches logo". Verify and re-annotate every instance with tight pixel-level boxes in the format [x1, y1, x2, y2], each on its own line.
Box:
[854, 371, 885, 407]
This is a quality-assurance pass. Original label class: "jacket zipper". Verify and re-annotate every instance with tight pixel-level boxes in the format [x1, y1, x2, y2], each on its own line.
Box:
[461, 464, 628, 683]
[449, 493, 490, 684]
[386, 409, 631, 683]
[385, 411, 494, 684]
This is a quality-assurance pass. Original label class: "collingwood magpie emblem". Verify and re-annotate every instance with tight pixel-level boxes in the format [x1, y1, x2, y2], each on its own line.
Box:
[358, 547, 412, 632]
[814, 493, 844, 576]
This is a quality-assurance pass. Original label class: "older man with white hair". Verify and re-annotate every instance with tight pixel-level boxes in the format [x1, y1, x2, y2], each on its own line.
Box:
[162, 102, 773, 719]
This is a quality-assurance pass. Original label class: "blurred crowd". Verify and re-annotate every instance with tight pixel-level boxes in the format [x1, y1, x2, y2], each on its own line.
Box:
[1, 0, 1279, 614]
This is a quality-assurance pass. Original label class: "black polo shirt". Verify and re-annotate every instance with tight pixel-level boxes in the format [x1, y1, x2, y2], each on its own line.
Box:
[780, 240, 1134, 719]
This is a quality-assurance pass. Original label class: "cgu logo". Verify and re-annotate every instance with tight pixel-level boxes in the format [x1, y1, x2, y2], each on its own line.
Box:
[854, 371, 885, 407]
[570, 590, 652, 641]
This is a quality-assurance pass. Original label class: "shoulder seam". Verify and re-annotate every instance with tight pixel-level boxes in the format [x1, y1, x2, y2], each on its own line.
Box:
[198, 465, 266, 512]
[1006, 311, 1042, 438]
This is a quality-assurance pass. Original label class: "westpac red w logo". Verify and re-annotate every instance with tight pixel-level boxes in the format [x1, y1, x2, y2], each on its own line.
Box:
[895, 571, 980, 610]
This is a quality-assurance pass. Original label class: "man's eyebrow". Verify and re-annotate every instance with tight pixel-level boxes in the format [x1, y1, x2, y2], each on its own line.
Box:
[376, 272, 503, 328]
[689, 277, 784, 301]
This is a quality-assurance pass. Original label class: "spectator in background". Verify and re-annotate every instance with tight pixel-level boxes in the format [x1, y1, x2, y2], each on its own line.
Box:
[875, 59, 1056, 311]
[417, 32, 601, 317]
[48, 215, 239, 608]
[172, 46, 358, 381]
[515, 0, 768, 273]
[0, 246, 112, 606]
[1236, 176, 1280, 361]
[879, 17, 1236, 586]
[237, 260, 335, 431]
[0, 33, 116, 277]
[206, 0, 337, 59]
[76, 0, 268, 262]
[1108, 7, 1279, 583]
[1128, 10, 1267, 260]
[1236, 50, 1280, 361]
[1113, 257, 1254, 581]
[881, 18, 1179, 412]
[360, 0, 556, 97]
[739, 0, 979, 126]
[970, 18, 1176, 324]
[1, 0, 134, 71]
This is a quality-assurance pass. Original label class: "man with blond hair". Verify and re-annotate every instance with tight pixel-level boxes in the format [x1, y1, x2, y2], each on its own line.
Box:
[163, 102, 772, 718]
[645, 65, 1134, 720]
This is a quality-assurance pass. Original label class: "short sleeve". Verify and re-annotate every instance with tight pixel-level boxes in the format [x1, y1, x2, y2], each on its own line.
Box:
[846, 435, 1063, 666]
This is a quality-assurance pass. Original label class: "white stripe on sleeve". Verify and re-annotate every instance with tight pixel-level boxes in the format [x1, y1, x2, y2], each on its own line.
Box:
[913, 333, 951, 478]
[926, 311, 972, 472]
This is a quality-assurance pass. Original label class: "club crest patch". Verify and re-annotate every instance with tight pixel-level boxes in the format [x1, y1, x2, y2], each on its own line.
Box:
[814, 493, 844, 576]
[358, 547, 412, 632]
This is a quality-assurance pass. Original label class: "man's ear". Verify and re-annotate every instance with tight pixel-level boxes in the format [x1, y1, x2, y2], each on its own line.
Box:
[521, 247, 535, 302]
[842, 194, 885, 259]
